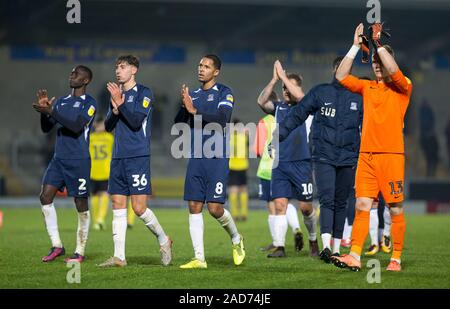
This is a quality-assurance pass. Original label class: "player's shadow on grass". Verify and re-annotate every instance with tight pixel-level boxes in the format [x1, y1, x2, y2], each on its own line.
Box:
[128, 256, 161, 266]
[205, 256, 235, 266]
[83, 252, 104, 259]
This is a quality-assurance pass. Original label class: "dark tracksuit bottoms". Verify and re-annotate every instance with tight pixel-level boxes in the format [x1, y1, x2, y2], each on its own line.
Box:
[314, 162, 355, 239]
[378, 192, 386, 229]
[346, 186, 356, 226]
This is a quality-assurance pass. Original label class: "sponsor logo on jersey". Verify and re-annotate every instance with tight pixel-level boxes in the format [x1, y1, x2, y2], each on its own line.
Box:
[127, 95, 134, 103]
[350, 102, 358, 110]
[207, 94, 214, 102]
[74, 101, 81, 108]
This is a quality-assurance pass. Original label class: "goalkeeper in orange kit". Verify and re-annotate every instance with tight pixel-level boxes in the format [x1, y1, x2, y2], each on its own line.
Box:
[332, 22, 412, 272]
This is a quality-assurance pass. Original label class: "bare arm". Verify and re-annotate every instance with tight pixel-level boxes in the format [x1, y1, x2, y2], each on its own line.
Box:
[257, 62, 279, 114]
[336, 23, 364, 81]
[379, 48, 411, 94]
[336, 53, 356, 82]
[377, 47, 399, 75]
[275, 60, 304, 101]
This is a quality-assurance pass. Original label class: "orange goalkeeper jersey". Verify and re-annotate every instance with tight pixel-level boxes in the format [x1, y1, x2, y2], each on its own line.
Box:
[340, 70, 412, 154]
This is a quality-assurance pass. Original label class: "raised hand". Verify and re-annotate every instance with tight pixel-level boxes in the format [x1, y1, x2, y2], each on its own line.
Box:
[181, 84, 196, 115]
[33, 89, 55, 114]
[369, 22, 389, 48]
[354, 23, 364, 46]
[107, 82, 125, 108]
[272, 61, 280, 83]
[35, 89, 55, 107]
[274, 60, 287, 80]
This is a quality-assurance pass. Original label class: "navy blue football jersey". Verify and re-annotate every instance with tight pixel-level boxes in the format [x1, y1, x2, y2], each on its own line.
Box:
[174, 83, 234, 158]
[105, 84, 153, 159]
[41, 94, 97, 160]
[274, 101, 310, 162]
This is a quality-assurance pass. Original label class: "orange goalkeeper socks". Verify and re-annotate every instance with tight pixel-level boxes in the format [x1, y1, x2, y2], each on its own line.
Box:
[350, 210, 370, 258]
[391, 212, 406, 261]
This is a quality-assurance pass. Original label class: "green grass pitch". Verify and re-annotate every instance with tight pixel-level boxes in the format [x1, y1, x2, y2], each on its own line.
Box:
[1, 207, 449, 288]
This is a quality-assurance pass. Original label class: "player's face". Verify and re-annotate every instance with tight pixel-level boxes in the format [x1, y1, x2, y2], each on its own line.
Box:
[282, 78, 299, 102]
[115, 61, 137, 84]
[197, 58, 219, 83]
[372, 54, 387, 80]
[69, 67, 89, 88]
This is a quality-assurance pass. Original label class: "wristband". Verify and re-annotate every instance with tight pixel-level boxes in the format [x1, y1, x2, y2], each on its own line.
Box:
[346, 45, 360, 60]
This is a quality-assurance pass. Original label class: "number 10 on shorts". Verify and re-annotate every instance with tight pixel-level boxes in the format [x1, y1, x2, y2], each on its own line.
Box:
[301, 183, 313, 195]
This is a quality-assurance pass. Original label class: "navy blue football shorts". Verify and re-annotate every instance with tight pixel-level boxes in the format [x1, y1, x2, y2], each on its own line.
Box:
[108, 156, 152, 196]
[184, 158, 229, 204]
[271, 159, 313, 202]
[258, 178, 272, 202]
[42, 157, 91, 198]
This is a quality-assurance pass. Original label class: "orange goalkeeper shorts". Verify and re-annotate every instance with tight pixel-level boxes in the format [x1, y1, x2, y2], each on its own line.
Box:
[355, 152, 405, 204]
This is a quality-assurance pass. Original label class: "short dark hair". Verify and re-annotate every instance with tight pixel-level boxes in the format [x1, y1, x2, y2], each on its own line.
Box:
[383, 45, 395, 57]
[203, 54, 222, 70]
[76, 65, 93, 82]
[333, 56, 345, 71]
[269, 91, 279, 102]
[116, 55, 140, 68]
[286, 73, 303, 87]
[373, 45, 395, 63]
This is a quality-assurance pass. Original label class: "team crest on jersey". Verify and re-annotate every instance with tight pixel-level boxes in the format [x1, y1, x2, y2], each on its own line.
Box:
[226, 94, 234, 103]
[87, 105, 96, 117]
[127, 95, 134, 103]
[207, 94, 214, 102]
[350, 102, 358, 110]
[143, 97, 151, 108]
[73, 101, 81, 108]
